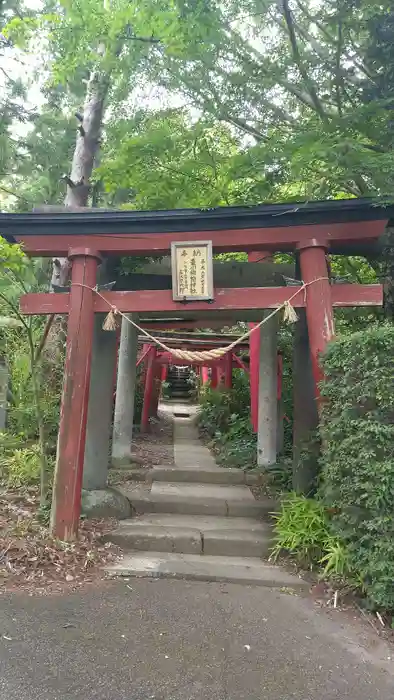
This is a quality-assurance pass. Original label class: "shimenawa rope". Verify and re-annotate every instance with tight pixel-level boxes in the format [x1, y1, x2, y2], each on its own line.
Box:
[71, 278, 328, 362]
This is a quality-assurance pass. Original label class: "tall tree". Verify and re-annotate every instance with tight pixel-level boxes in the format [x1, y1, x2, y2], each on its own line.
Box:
[143, 0, 394, 314]
[148, 0, 394, 197]
[6, 0, 178, 276]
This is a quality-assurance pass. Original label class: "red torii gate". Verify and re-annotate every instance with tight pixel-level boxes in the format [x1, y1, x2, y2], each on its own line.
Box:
[137, 337, 252, 432]
[0, 198, 388, 539]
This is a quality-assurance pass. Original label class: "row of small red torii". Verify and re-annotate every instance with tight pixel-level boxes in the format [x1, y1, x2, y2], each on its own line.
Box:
[6, 207, 385, 540]
[134, 339, 282, 435]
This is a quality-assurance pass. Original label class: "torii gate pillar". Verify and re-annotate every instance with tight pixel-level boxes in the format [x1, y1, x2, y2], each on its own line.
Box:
[141, 346, 157, 433]
[83, 313, 117, 488]
[297, 239, 334, 394]
[51, 248, 101, 540]
[83, 262, 118, 489]
[201, 366, 210, 385]
[257, 313, 278, 467]
[112, 314, 139, 465]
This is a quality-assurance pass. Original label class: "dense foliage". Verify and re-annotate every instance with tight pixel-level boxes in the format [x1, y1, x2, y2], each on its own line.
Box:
[319, 324, 394, 610]
[198, 370, 257, 469]
[197, 360, 293, 475]
[273, 325, 394, 611]
[0, 239, 57, 499]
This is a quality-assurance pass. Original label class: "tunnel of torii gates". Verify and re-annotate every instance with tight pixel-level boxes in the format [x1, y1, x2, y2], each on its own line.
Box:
[0, 197, 390, 540]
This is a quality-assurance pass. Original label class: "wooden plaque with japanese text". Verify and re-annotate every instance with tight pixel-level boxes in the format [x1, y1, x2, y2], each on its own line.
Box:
[171, 241, 213, 301]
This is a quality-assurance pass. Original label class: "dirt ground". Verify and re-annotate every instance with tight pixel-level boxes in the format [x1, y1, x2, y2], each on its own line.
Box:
[0, 411, 175, 594]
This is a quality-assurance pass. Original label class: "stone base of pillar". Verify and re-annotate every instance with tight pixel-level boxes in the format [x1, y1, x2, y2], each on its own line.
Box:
[81, 487, 131, 520]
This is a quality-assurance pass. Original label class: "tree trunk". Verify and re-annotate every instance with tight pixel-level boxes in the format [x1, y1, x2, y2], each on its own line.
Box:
[51, 70, 110, 287]
[0, 357, 8, 431]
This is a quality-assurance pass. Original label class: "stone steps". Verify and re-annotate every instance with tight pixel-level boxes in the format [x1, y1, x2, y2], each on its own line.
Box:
[113, 465, 262, 486]
[119, 483, 274, 518]
[105, 551, 307, 589]
[151, 465, 261, 485]
[106, 513, 273, 558]
[103, 405, 296, 587]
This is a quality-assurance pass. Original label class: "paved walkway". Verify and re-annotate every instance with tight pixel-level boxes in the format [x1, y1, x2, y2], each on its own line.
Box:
[1, 579, 393, 699]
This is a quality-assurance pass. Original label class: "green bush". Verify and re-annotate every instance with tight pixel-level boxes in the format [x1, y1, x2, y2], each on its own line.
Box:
[198, 386, 233, 437]
[271, 492, 355, 581]
[198, 369, 251, 438]
[133, 365, 144, 424]
[271, 493, 335, 565]
[271, 493, 358, 582]
[0, 437, 43, 487]
[197, 364, 292, 474]
[319, 324, 394, 610]
[197, 370, 256, 468]
[214, 415, 257, 468]
[7, 341, 62, 445]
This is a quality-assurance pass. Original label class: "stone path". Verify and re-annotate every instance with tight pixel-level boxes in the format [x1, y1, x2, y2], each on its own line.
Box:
[106, 405, 305, 589]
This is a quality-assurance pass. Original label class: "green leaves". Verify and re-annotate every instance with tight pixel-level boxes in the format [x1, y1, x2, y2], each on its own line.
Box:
[319, 324, 394, 610]
[271, 492, 340, 566]
[100, 109, 276, 209]
[0, 237, 27, 275]
[0, 316, 23, 328]
[197, 370, 257, 468]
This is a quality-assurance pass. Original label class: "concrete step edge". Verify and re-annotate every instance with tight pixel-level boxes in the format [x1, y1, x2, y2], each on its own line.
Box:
[151, 467, 261, 485]
[105, 525, 273, 557]
[111, 467, 263, 487]
[126, 497, 275, 517]
[105, 551, 308, 589]
[113, 518, 273, 533]
[119, 492, 277, 519]
[106, 524, 273, 541]
[124, 492, 276, 508]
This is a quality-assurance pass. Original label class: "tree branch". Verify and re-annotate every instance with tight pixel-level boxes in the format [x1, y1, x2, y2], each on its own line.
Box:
[221, 114, 267, 141]
[0, 290, 29, 331]
[128, 35, 160, 44]
[335, 19, 343, 116]
[294, 0, 376, 82]
[34, 314, 55, 364]
[280, 0, 328, 121]
[0, 65, 15, 83]
[0, 185, 31, 203]
[228, 31, 331, 115]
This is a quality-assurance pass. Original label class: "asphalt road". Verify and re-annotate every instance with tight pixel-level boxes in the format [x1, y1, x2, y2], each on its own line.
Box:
[0, 578, 393, 699]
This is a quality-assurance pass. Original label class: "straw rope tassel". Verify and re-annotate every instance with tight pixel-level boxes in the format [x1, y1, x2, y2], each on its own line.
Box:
[102, 307, 119, 331]
[283, 299, 298, 324]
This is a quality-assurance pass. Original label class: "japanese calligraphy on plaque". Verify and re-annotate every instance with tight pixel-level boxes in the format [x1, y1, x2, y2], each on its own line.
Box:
[171, 241, 213, 301]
